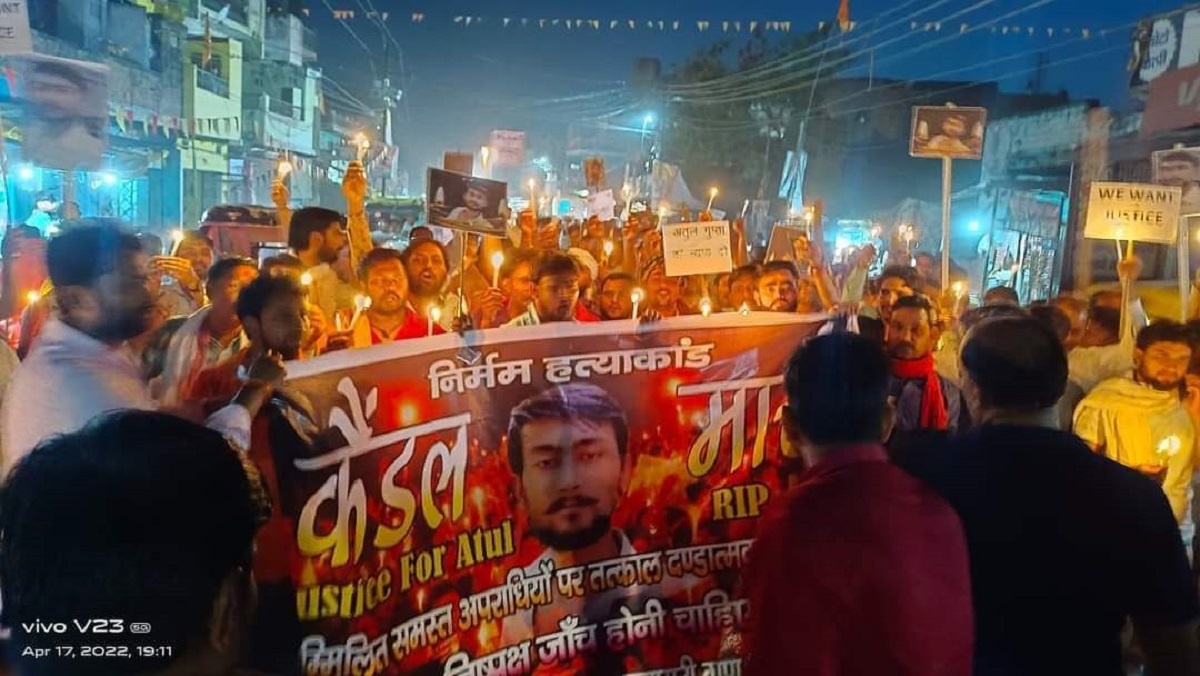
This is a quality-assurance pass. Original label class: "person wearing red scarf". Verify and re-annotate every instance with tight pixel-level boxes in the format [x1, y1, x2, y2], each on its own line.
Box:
[886, 295, 967, 436]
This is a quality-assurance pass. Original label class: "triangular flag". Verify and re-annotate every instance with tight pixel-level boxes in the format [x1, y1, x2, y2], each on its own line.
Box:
[780, 21, 790, 31]
[698, 21, 709, 31]
[646, 21, 654, 29]
[522, 18, 529, 26]
[564, 19, 571, 29]
[464, 16, 472, 26]
[960, 23, 969, 33]
[591, 20, 599, 29]
[673, 21, 679, 30]
[454, 16, 463, 23]
[610, 20, 618, 29]
[1001, 26, 1009, 35]
[723, 21, 730, 32]
[911, 21, 918, 30]
[503, 18, 511, 26]
[1028, 27, 1035, 36]
[1082, 28, 1090, 38]
[551, 19, 559, 26]
[1047, 27, 1054, 37]
[837, 0, 851, 32]
[576, 19, 584, 28]
[819, 21, 827, 31]
[734, 21, 741, 31]
[934, 22, 941, 31]
[411, 13, 424, 23]
[539, 19, 546, 28]
[629, 20, 636, 29]
[750, 21, 757, 32]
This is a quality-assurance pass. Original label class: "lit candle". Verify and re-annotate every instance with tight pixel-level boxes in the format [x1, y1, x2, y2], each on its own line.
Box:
[490, 251, 504, 288]
[277, 159, 293, 180]
[658, 207, 667, 229]
[707, 187, 718, 212]
[25, 290, 40, 306]
[171, 229, 185, 245]
[428, 304, 441, 336]
[527, 179, 537, 215]
[1158, 435, 1182, 461]
[300, 272, 313, 287]
[348, 294, 369, 329]
[602, 240, 614, 262]
[739, 302, 750, 316]
[357, 135, 370, 163]
[631, 288, 643, 319]
[952, 281, 964, 300]
[700, 297, 712, 317]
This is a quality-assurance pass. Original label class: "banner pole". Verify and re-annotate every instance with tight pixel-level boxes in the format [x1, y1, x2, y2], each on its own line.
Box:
[1181, 215, 1192, 322]
[940, 156, 952, 291]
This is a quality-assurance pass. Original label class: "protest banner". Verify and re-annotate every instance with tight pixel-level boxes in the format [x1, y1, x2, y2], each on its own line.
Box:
[428, 168, 509, 236]
[1084, 181, 1182, 244]
[267, 315, 823, 675]
[490, 130, 527, 167]
[661, 221, 733, 277]
[587, 189, 616, 222]
[0, 0, 31, 54]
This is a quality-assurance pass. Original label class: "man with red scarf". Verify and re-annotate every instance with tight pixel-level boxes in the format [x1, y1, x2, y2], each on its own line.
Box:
[887, 294, 968, 438]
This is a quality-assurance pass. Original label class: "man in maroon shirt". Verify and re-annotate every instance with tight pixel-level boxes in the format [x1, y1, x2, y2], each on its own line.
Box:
[744, 332, 973, 676]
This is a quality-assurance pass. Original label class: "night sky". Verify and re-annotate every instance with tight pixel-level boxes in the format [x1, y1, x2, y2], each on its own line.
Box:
[309, 0, 1188, 187]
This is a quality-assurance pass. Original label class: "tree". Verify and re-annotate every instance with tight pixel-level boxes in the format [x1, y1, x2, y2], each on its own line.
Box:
[661, 29, 842, 211]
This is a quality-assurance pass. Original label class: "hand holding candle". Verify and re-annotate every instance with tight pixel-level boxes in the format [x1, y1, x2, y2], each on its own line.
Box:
[700, 297, 712, 317]
[356, 134, 370, 163]
[348, 294, 370, 329]
[428, 304, 442, 336]
[631, 288, 643, 319]
[277, 158, 293, 180]
[707, 187, 718, 212]
[490, 251, 504, 288]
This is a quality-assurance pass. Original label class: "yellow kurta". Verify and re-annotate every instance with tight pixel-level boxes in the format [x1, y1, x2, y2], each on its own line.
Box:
[1073, 377, 1195, 523]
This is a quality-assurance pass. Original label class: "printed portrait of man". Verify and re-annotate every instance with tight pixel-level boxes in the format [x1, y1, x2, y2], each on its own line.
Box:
[21, 56, 108, 171]
[1155, 150, 1200, 216]
[500, 382, 640, 642]
[447, 179, 492, 223]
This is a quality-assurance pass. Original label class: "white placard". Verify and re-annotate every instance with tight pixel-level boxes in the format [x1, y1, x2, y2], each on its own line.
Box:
[488, 129, 525, 167]
[586, 189, 615, 221]
[0, 1, 31, 55]
[662, 221, 733, 277]
[1085, 181, 1182, 244]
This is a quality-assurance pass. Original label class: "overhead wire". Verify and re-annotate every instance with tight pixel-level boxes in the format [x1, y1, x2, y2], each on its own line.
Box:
[672, 0, 1053, 105]
[663, 0, 947, 93]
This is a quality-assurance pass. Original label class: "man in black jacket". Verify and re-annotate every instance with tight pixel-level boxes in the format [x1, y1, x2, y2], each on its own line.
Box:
[896, 316, 1200, 676]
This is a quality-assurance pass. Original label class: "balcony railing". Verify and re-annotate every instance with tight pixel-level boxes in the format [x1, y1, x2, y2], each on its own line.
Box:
[268, 97, 300, 119]
[195, 67, 230, 98]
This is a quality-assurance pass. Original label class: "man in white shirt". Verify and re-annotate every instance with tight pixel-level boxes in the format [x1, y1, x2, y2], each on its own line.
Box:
[1, 224, 282, 470]
[289, 206, 349, 322]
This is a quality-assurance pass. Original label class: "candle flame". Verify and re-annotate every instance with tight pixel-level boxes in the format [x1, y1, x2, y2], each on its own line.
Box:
[700, 298, 712, 317]
[490, 251, 504, 269]
[709, 187, 718, 198]
[277, 160, 293, 179]
[603, 240, 614, 256]
[171, 229, 185, 244]
[25, 290, 40, 305]
[630, 288, 643, 304]
[429, 305, 442, 322]
[300, 272, 313, 286]
[952, 282, 964, 297]
[739, 302, 751, 316]
[1158, 435, 1182, 457]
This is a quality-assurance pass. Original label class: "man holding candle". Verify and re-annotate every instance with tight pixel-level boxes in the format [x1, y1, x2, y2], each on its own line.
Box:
[474, 249, 538, 329]
[640, 256, 690, 318]
[401, 238, 458, 332]
[288, 207, 349, 323]
[342, 248, 443, 347]
[1074, 321, 1197, 527]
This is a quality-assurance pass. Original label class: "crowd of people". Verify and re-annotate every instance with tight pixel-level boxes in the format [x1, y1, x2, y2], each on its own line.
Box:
[0, 185, 1199, 674]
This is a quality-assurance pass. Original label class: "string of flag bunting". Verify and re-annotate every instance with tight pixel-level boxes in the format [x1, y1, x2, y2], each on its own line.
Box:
[306, 8, 1103, 39]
